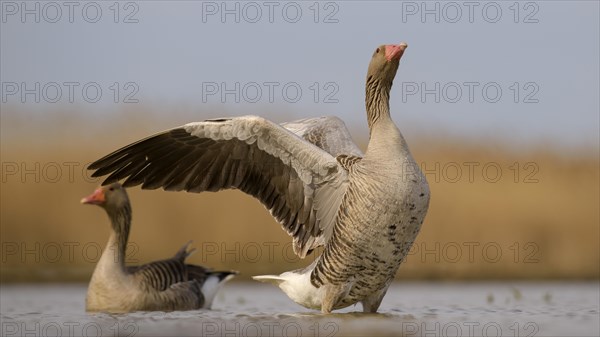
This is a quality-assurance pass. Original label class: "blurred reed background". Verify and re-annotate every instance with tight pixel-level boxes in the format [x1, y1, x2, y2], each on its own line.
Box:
[1, 106, 598, 283]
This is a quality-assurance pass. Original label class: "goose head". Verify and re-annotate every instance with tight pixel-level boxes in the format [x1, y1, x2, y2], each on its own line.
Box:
[81, 183, 130, 211]
[366, 43, 407, 87]
[81, 183, 132, 236]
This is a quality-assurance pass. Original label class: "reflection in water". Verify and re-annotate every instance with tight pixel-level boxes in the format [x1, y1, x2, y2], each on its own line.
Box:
[1, 282, 598, 336]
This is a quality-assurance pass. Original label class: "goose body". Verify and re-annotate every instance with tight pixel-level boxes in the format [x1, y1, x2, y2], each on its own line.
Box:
[87, 43, 430, 313]
[255, 118, 429, 311]
[81, 183, 237, 312]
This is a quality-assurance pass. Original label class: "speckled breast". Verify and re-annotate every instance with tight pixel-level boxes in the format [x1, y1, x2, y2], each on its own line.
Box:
[312, 158, 430, 308]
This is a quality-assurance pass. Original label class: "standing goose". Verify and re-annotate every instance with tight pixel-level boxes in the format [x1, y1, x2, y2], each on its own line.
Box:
[81, 183, 237, 312]
[87, 43, 430, 313]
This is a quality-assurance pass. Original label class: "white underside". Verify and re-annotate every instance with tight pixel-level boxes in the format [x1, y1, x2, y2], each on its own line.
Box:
[253, 265, 325, 310]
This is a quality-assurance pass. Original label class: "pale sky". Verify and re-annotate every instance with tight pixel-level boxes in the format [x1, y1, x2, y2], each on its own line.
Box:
[2, 1, 599, 150]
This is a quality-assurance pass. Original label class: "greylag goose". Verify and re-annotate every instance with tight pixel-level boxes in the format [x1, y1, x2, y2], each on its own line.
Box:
[81, 183, 237, 312]
[87, 43, 430, 313]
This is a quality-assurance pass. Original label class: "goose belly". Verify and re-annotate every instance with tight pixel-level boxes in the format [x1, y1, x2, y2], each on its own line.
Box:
[338, 210, 426, 308]
[314, 167, 430, 308]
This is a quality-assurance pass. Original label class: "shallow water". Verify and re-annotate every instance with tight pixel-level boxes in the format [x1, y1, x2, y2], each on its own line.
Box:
[1, 282, 598, 336]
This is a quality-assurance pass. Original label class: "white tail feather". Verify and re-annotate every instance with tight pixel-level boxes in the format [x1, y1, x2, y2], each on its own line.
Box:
[201, 274, 236, 309]
[252, 275, 286, 286]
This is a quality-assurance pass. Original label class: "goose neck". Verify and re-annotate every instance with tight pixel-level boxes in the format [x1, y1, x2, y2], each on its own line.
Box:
[102, 205, 131, 267]
[365, 80, 391, 131]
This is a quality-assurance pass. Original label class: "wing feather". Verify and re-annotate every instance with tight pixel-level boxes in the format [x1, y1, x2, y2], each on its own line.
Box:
[89, 115, 355, 257]
[282, 116, 364, 158]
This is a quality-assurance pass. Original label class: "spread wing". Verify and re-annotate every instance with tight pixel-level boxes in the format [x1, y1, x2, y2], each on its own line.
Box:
[88, 115, 351, 258]
[282, 116, 364, 158]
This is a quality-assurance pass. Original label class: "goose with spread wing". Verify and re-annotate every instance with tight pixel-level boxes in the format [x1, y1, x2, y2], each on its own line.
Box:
[81, 183, 237, 312]
[88, 43, 430, 313]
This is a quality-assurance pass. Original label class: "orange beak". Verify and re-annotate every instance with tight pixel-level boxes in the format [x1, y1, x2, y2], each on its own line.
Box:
[385, 43, 407, 61]
[81, 187, 106, 205]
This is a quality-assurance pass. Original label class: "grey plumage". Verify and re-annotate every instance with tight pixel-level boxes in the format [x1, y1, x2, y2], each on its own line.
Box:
[87, 43, 429, 313]
[81, 183, 237, 312]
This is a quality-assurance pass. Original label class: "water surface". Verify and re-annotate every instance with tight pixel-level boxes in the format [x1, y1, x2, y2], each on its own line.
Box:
[1, 282, 598, 336]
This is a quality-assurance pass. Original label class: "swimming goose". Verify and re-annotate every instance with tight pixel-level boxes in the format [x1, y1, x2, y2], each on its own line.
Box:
[87, 43, 430, 313]
[81, 183, 237, 312]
